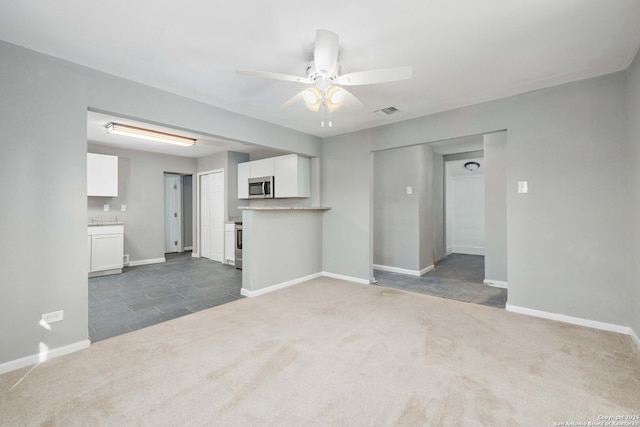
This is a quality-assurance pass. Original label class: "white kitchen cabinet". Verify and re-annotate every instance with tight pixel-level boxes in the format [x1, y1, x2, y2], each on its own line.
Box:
[238, 154, 311, 199]
[87, 153, 118, 197]
[88, 225, 124, 276]
[274, 154, 310, 198]
[224, 223, 235, 265]
[237, 162, 250, 199]
[249, 158, 275, 178]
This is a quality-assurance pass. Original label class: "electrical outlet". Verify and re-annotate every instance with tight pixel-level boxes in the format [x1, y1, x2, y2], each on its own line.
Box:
[121, 204, 127, 212]
[42, 310, 63, 324]
[406, 186, 413, 195]
[103, 204, 110, 212]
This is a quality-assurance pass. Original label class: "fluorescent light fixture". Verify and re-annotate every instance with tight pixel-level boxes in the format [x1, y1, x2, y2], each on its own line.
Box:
[105, 123, 196, 147]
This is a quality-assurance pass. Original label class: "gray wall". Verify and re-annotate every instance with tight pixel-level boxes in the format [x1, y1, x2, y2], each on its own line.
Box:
[227, 151, 250, 219]
[431, 152, 445, 262]
[373, 144, 443, 272]
[627, 48, 640, 339]
[87, 144, 197, 262]
[418, 144, 438, 270]
[0, 41, 89, 364]
[0, 39, 321, 367]
[323, 71, 632, 329]
[373, 146, 420, 270]
[483, 132, 508, 283]
[242, 210, 323, 292]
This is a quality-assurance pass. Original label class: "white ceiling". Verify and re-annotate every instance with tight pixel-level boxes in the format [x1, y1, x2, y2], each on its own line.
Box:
[1, 1, 640, 141]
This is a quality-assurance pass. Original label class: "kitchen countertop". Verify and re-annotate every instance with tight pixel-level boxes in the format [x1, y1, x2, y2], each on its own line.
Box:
[88, 222, 125, 226]
[238, 206, 331, 211]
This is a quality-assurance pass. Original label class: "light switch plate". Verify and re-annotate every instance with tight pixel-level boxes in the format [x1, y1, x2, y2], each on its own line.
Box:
[121, 204, 127, 212]
[407, 186, 413, 195]
[103, 204, 110, 211]
[518, 181, 528, 194]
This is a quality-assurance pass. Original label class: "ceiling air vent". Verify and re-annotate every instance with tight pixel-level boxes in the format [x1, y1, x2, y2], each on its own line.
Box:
[374, 106, 400, 116]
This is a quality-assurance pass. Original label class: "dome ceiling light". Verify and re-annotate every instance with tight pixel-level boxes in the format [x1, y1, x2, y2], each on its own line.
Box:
[464, 161, 480, 171]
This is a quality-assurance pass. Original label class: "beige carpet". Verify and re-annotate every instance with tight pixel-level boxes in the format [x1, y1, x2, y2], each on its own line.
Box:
[1, 278, 639, 426]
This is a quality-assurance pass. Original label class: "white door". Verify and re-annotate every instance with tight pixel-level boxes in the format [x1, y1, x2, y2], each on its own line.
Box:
[200, 171, 224, 262]
[164, 174, 182, 253]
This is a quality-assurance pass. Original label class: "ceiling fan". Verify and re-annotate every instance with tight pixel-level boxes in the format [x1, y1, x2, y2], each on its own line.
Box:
[236, 29, 412, 127]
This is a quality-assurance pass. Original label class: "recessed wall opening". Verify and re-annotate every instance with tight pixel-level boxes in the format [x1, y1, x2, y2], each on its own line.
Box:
[372, 131, 508, 308]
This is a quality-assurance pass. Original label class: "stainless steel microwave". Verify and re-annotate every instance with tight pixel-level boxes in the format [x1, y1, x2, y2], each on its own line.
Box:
[248, 176, 275, 199]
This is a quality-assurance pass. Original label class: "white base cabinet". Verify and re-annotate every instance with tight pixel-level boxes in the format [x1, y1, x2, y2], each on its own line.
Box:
[88, 225, 124, 276]
[224, 223, 235, 265]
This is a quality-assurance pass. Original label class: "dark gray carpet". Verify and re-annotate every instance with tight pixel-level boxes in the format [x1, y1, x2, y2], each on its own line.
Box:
[374, 254, 507, 308]
[88, 252, 243, 342]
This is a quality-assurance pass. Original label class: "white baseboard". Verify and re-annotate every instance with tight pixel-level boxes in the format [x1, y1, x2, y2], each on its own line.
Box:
[191, 252, 199, 258]
[128, 257, 165, 267]
[241, 272, 322, 297]
[420, 265, 435, 275]
[484, 279, 508, 289]
[631, 328, 640, 354]
[373, 264, 433, 277]
[446, 246, 454, 255]
[0, 339, 90, 375]
[506, 304, 634, 337]
[184, 246, 193, 251]
[88, 268, 122, 278]
[321, 271, 370, 285]
[452, 246, 485, 256]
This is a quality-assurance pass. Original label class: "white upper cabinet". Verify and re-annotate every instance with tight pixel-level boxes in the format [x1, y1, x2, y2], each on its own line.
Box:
[249, 158, 275, 178]
[87, 153, 118, 197]
[237, 154, 310, 199]
[274, 154, 310, 198]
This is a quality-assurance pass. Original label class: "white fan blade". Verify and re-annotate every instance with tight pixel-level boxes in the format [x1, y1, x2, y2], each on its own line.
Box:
[341, 87, 364, 109]
[335, 66, 412, 86]
[314, 30, 339, 75]
[236, 69, 311, 84]
[279, 91, 305, 109]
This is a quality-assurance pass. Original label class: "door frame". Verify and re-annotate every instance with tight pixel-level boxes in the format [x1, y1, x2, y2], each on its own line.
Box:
[164, 173, 183, 254]
[196, 168, 225, 259]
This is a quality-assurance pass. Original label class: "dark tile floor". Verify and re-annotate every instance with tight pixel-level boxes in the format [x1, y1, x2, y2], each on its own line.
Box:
[88, 252, 243, 342]
[374, 254, 507, 308]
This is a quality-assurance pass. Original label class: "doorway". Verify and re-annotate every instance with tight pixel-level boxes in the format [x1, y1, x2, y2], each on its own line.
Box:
[164, 173, 193, 254]
[372, 132, 508, 307]
[444, 157, 485, 257]
[198, 169, 225, 262]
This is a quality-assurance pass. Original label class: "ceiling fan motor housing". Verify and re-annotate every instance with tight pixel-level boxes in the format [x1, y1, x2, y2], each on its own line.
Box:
[306, 63, 338, 83]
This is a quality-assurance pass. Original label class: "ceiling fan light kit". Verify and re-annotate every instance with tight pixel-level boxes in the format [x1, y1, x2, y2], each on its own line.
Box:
[105, 123, 196, 147]
[236, 29, 412, 127]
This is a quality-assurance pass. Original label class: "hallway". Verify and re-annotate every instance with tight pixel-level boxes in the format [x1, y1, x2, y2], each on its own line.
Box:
[374, 254, 507, 308]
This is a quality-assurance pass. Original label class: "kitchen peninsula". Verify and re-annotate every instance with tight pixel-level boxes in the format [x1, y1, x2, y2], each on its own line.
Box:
[239, 206, 330, 297]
